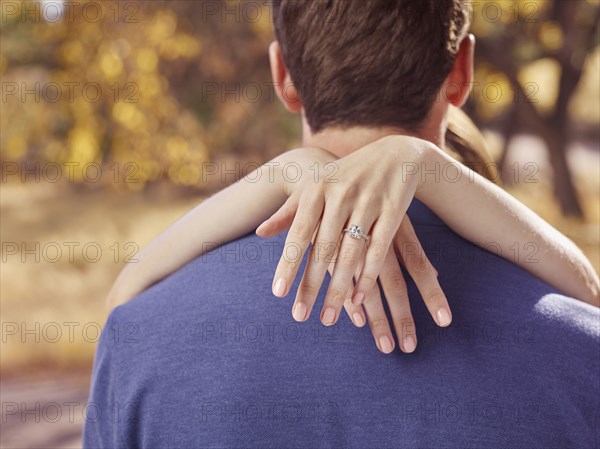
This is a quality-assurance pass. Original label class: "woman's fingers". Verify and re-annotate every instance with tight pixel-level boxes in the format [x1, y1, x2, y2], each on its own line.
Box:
[320, 209, 377, 326]
[256, 193, 300, 238]
[395, 217, 452, 327]
[341, 273, 367, 327]
[352, 210, 402, 305]
[378, 246, 417, 353]
[343, 295, 367, 328]
[362, 281, 395, 354]
[291, 203, 347, 321]
[271, 189, 324, 298]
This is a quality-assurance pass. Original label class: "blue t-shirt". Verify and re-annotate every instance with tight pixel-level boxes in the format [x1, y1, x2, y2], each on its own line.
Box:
[83, 200, 600, 448]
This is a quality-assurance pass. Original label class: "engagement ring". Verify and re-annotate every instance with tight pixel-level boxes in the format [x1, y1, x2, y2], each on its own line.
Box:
[343, 224, 370, 241]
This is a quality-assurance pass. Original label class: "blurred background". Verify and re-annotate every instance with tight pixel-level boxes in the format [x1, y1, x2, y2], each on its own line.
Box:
[1, 0, 599, 447]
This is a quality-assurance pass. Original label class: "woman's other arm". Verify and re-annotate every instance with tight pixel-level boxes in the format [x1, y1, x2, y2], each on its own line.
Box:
[105, 155, 289, 309]
[416, 140, 599, 306]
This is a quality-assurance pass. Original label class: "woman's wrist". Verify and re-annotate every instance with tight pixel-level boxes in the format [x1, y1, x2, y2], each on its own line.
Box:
[382, 134, 436, 194]
[274, 147, 339, 197]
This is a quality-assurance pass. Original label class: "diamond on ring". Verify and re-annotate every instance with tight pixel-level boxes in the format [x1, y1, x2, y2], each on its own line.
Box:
[343, 224, 369, 241]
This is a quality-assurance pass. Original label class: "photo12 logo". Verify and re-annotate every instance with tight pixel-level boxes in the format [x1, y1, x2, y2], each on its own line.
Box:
[1, 1, 139, 24]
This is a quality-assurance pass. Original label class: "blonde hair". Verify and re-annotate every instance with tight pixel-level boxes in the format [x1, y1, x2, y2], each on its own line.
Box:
[445, 106, 497, 182]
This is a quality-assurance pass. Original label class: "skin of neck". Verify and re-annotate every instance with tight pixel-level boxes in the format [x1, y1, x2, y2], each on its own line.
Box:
[300, 100, 448, 158]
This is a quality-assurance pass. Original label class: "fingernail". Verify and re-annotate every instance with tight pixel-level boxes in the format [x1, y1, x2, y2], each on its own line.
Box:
[403, 335, 416, 353]
[352, 312, 366, 327]
[379, 335, 394, 353]
[273, 278, 286, 297]
[322, 307, 336, 325]
[436, 308, 452, 327]
[352, 292, 365, 305]
[292, 302, 307, 322]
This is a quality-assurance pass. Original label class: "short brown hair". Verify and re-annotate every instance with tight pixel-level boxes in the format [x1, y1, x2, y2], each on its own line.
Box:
[272, 0, 470, 133]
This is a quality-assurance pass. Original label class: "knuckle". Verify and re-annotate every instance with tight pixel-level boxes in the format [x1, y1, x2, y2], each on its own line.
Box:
[299, 281, 320, 299]
[278, 257, 300, 276]
[369, 317, 389, 332]
[424, 288, 446, 307]
[359, 272, 377, 286]
[289, 220, 311, 240]
[336, 182, 359, 200]
[343, 297, 355, 308]
[396, 317, 416, 335]
[281, 251, 300, 268]
[362, 289, 381, 305]
[387, 271, 408, 291]
[346, 182, 360, 198]
[409, 253, 431, 274]
[326, 287, 347, 304]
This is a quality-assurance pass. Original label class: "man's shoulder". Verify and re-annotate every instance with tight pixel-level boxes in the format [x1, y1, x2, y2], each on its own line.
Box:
[533, 292, 600, 338]
[90, 217, 600, 448]
[102, 231, 291, 356]
[123, 231, 285, 311]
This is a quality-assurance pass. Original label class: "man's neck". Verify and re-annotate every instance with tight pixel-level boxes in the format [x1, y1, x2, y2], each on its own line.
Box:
[300, 112, 446, 158]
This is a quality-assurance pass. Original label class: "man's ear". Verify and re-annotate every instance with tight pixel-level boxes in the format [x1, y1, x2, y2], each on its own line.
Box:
[269, 41, 302, 113]
[442, 33, 475, 108]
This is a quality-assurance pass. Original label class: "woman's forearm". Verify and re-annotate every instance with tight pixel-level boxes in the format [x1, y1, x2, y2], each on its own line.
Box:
[414, 143, 599, 306]
[106, 161, 288, 308]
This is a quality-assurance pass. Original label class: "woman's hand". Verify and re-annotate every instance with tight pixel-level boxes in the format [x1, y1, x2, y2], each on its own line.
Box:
[257, 136, 452, 353]
[338, 216, 447, 354]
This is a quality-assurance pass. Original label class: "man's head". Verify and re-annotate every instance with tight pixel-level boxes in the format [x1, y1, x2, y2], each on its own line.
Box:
[269, 0, 474, 140]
